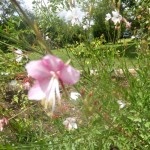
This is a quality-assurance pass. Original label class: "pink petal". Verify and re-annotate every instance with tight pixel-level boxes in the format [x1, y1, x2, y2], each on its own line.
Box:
[38, 78, 52, 94]
[59, 65, 80, 85]
[28, 81, 45, 100]
[42, 55, 64, 72]
[25, 60, 50, 80]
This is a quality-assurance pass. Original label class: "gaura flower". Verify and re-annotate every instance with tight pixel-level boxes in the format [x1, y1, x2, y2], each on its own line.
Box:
[122, 18, 131, 29]
[0, 117, 8, 131]
[70, 91, 81, 101]
[105, 13, 112, 21]
[63, 117, 77, 130]
[25, 55, 80, 111]
[117, 100, 126, 109]
[111, 10, 122, 25]
[15, 49, 23, 62]
[65, 8, 85, 25]
[14, 49, 28, 63]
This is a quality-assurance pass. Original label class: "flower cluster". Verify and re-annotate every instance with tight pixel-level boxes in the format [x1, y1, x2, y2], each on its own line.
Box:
[58, 7, 94, 29]
[25, 55, 80, 112]
[105, 10, 131, 29]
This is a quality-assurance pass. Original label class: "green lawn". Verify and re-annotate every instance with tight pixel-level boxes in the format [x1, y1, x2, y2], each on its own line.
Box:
[29, 41, 138, 70]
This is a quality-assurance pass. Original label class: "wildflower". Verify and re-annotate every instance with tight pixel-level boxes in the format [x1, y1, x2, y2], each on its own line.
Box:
[25, 55, 80, 112]
[111, 10, 122, 25]
[58, 7, 86, 26]
[125, 21, 131, 29]
[15, 49, 23, 62]
[45, 36, 49, 40]
[131, 36, 135, 39]
[70, 92, 81, 100]
[83, 20, 94, 30]
[1, 72, 9, 76]
[122, 17, 131, 29]
[65, 8, 85, 25]
[0, 117, 8, 131]
[90, 69, 98, 75]
[14, 49, 28, 62]
[63, 117, 77, 130]
[105, 13, 111, 21]
[117, 100, 126, 109]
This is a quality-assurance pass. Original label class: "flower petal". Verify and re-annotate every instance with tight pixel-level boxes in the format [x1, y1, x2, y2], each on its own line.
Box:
[28, 81, 45, 100]
[59, 65, 80, 85]
[42, 55, 64, 72]
[25, 60, 50, 80]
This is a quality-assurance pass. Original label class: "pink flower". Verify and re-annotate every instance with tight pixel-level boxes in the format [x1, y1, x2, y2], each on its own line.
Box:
[126, 22, 131, 28]
[0, 117, 8, 131]
[122, 17, 131, 29]
[25, 55, 80, 111]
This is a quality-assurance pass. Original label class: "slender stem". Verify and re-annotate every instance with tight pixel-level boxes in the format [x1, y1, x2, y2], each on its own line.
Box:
[10, 0, 52, 55]
[8, 104, 37, 121]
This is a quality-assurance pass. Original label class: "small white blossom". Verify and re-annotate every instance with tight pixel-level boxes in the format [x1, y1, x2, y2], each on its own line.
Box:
[66, 8, 85, 25]
[131, 36, 135, 39]
[117, 100, 126, 109]
[1, 72, 9, 76]
[58, 7, 86, 26]
[15, 49, 23, 55]
[70, 92, 81, 101]
[14, 49, 28, 62]
[15, 49, 23, 62]
[111, 10, 122, 25]
[63, 117, 78, 130]
[105, 13, 111, 21]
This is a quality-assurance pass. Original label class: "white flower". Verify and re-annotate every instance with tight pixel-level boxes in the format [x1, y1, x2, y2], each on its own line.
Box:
[83, 20, 94, 30]
[117, 100, 126, 109]
[45, 36, 49, 40]
[15, 49, 23, 55]
[57, 10, 68, 19]
[105, 13, 112, 21]
[70, 92, 81, 100]
[58, 7, 86, 26]
[14, 49, 28, 62]
[111, 10, 122, 25]
[15, 49, 23, 62]
[131, 36, 135, 39]
[16, 55, 23, 62]
[63, 117, 78, 130]
[66, 8, 85, 25]
[1, 72, 9, 76]
[90, 69, 98, 75]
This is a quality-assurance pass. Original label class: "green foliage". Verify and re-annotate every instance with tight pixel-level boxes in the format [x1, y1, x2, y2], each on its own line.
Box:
[0, 0, 150, 149]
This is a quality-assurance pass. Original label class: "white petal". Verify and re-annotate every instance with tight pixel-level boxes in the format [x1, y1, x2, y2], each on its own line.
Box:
[72, 123, 78, 129]
[117, 100, 126, 109]
[16, 55, 23, 62]
[70, 92, 81, 101]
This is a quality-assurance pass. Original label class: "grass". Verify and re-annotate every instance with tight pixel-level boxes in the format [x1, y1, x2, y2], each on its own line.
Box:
[1, 39, 149, 149]
[29, 41, 138, 70]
